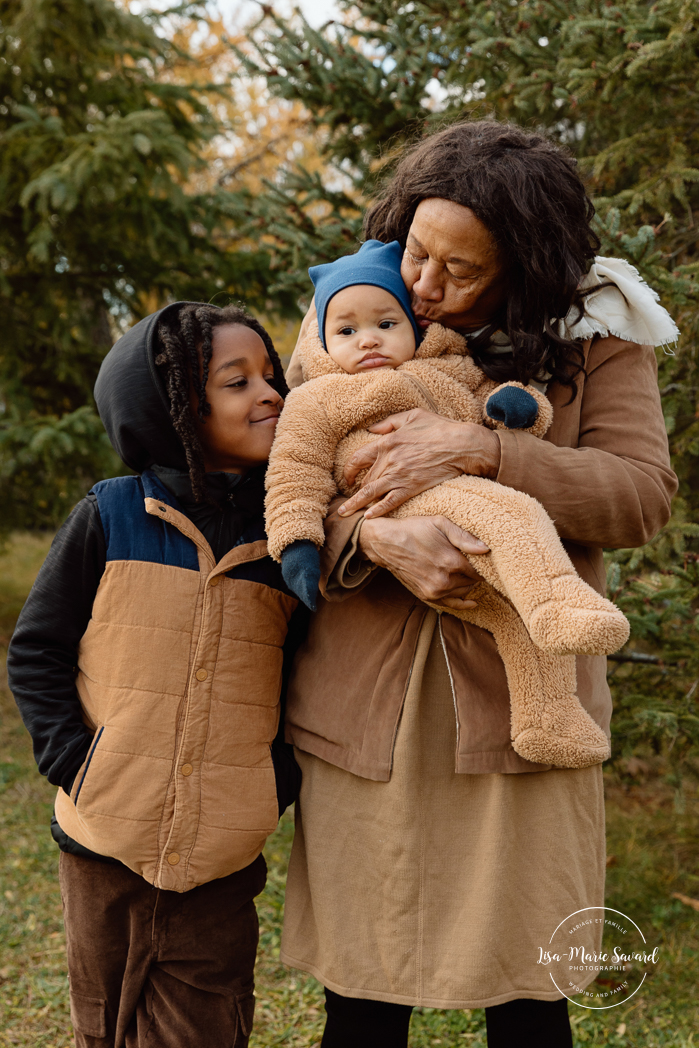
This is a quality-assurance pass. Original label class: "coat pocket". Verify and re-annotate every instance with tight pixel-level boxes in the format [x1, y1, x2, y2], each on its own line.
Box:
[73, 727, 105, 807]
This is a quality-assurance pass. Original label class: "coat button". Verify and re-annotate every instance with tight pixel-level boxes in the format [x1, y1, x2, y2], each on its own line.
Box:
[158, 505, 167, 513]
[195, 669, 208, 681]
[209, 576, 220, 587]
[167, 852, 180, 865]
[181, 763, 193, 776]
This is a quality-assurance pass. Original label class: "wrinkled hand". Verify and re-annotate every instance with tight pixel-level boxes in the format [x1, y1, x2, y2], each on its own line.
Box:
[339, 409, 501, 519]
[359, 514, 489, 611]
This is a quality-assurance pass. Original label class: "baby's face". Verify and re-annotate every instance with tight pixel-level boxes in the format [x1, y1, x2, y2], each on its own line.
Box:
[325, 285, 416, 374]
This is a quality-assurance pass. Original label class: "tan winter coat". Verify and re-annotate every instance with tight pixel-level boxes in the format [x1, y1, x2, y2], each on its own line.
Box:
[280, 332, 676, 779]
[266, 324, 630, 769]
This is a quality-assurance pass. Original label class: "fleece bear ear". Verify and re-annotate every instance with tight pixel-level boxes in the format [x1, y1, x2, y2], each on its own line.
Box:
[484, 381, 554, 438]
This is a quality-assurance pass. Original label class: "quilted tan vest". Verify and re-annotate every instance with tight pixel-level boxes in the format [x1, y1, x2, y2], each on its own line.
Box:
[55, 475, 297, 891]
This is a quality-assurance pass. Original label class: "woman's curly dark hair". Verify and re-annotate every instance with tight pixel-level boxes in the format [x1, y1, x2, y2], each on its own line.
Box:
[155, 303, 288, 503]
[365, 121, 601, 395]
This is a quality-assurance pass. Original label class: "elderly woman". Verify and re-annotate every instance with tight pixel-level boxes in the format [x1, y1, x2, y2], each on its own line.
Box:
[280, 122, 677, 1047]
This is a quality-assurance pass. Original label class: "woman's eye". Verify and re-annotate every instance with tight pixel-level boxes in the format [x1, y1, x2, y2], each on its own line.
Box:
[408, 252, 426, 265]
[227, 378, 247, 389]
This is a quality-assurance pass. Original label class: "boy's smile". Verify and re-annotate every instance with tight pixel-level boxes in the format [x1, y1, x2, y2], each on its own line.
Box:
[192, 324, 284, 473]
[325, 285, 417, 374]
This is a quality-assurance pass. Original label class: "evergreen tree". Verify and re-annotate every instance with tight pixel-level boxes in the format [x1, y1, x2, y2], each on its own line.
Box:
[239, 0, 699, 780]
[0, 0, 279, 528]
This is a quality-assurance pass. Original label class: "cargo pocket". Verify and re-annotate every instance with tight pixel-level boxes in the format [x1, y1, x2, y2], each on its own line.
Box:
[69, 991, 107, 1038]
[234, 990, 256, 1045]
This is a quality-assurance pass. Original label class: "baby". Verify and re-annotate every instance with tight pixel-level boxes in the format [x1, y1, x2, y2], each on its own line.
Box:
[265, 240, 628, 769]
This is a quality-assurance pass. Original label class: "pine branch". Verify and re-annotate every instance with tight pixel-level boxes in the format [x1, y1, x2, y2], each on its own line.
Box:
[607, 652, 668, 666]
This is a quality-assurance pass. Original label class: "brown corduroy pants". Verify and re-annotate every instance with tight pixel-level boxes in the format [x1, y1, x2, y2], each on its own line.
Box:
[59, 851, 267, 1048]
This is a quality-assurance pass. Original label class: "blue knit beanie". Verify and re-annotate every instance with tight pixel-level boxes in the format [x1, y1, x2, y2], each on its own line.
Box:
[309, 239, 421, 350]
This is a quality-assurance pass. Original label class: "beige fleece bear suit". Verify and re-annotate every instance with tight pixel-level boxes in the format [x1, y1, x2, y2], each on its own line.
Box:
[266, 319, 630, 770]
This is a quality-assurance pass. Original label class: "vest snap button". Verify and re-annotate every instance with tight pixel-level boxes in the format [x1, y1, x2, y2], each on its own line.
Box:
[209, 577, 219, 587]
[195, 669, 208, 682]
[181, 763, 193, 776]
[158, 505, 167, 513]
[167, 852, 180, 865]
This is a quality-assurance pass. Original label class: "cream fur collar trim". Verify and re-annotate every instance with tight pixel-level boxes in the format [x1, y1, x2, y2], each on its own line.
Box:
[558, 255, 679, 350]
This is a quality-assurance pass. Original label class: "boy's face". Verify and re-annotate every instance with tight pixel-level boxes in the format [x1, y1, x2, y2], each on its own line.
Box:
[192, 324, 283, 473]
[325, 285, 416, 374]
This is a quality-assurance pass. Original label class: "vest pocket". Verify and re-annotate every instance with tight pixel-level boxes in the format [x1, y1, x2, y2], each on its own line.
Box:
[73, 727, 104, 806]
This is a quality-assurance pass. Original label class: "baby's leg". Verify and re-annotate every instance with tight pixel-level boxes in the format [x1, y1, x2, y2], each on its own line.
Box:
[429, 583, 610, 769]
[392, 475, 629, 657]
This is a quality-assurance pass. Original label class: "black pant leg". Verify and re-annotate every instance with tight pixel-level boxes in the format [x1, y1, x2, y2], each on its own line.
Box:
[485, 997, 573, 1048]
[320, 988, 413, 1048]
[319, 989, 571, 1048]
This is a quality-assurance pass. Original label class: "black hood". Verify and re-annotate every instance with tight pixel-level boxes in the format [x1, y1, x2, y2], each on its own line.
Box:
[94, 302, 204, 473]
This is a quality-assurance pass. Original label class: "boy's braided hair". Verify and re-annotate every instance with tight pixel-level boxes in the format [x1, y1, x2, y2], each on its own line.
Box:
[155, 303, 288, 503]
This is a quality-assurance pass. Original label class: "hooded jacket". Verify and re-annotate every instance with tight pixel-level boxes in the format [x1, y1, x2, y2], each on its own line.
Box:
[8, 304, 305, 890]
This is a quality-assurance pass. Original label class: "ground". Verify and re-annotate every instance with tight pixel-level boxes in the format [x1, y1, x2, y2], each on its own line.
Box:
[0, 533, 697, 1046]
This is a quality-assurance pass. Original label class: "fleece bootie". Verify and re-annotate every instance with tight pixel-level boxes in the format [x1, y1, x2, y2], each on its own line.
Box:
[442, 583, 611, 769]
[392, 476, 630, 658]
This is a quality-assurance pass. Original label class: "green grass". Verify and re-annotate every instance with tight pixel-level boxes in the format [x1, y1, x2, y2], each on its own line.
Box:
[1, 533, 698, 1046]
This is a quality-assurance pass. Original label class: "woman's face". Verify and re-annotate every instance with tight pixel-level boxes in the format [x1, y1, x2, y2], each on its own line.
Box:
[400, 197, 508, 333]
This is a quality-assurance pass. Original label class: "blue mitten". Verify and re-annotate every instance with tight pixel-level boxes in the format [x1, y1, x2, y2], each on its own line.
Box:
[486, 386, 539, 430]
[281, 540, 321, 611]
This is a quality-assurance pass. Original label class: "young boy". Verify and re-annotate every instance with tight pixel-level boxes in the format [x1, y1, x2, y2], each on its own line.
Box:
[8, 302, 305, 1048]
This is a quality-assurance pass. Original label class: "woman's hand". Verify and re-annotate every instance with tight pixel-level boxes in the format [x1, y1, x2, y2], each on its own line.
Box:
[358, 515, 489, 611]
[339, 409, 501, 518]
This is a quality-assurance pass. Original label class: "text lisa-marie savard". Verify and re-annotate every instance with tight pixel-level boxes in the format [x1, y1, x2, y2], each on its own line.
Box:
[537, 946, 660, 968]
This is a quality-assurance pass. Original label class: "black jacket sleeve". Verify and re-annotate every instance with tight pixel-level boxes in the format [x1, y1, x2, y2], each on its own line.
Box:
[271, 602, 310, 815]
[280, 602, 311, 708]
[7, 495, 106, 795]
